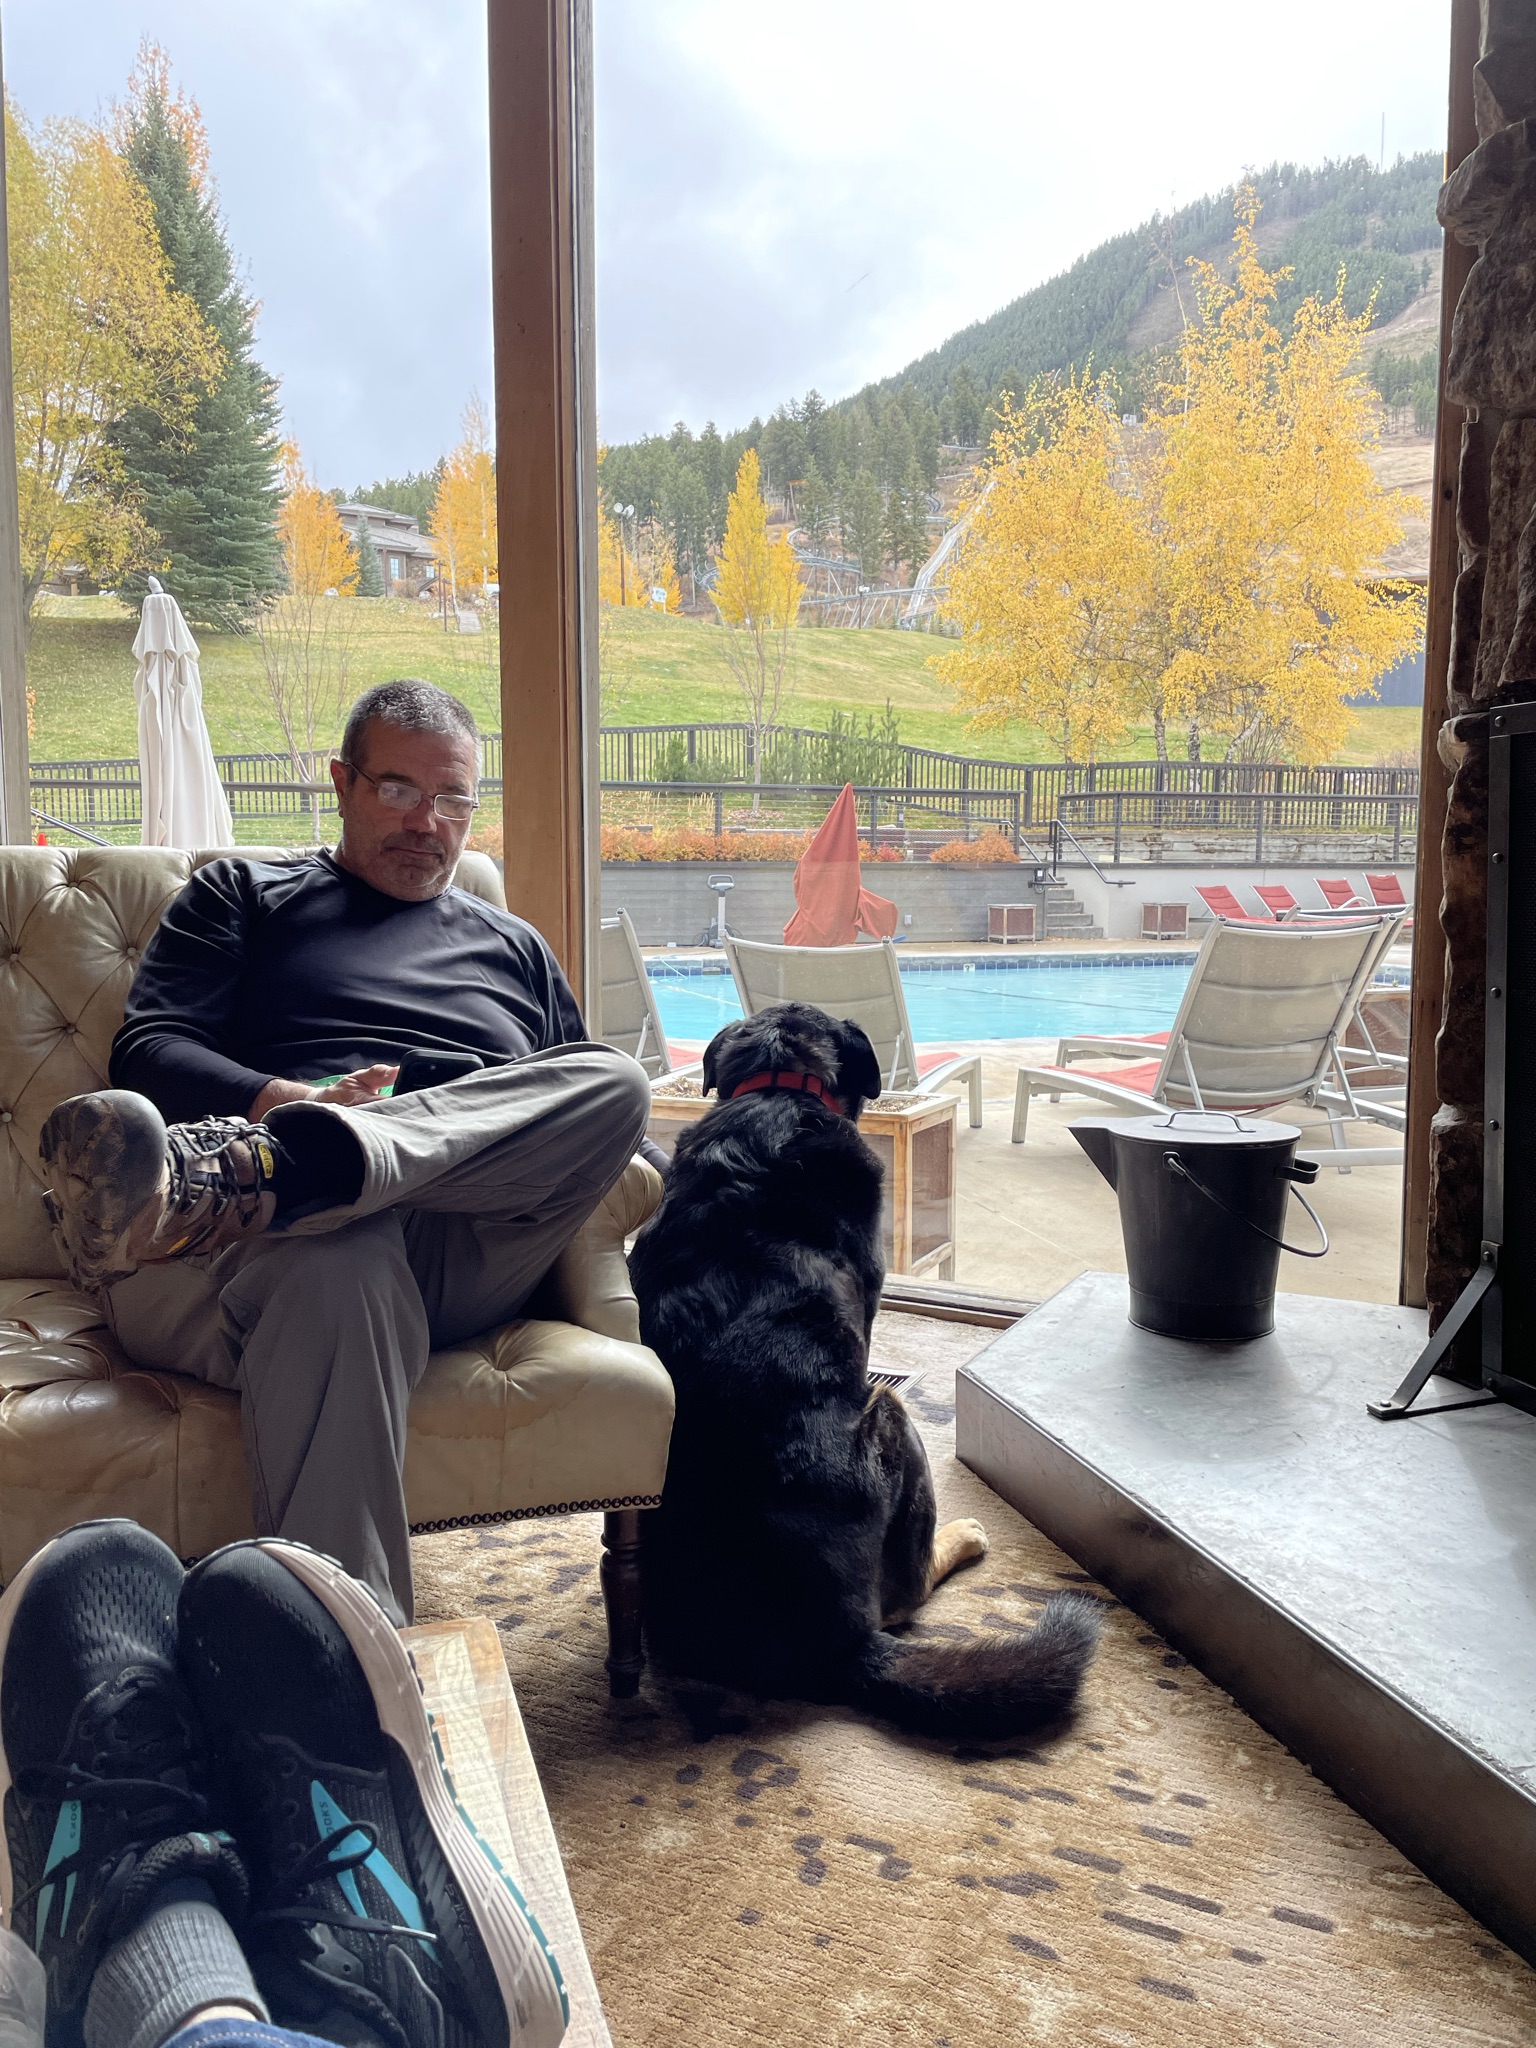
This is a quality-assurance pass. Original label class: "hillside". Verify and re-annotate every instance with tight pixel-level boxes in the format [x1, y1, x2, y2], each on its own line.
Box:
[596, 153, 1445, 588]
[28, 599, 1419, 777]
[850, 154, 1442, 424]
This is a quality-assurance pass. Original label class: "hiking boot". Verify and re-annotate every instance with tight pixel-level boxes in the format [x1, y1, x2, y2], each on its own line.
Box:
[0, 1520, 248, 2048]
[179, 1541, 568, 2048]
[40, 1090, 282, 1292]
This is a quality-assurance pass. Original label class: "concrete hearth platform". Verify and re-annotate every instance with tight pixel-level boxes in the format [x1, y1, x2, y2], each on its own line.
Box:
[955, 1272, 1536, 1961]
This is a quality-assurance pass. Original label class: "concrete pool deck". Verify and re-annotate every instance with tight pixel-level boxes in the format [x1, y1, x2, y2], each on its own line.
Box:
[640, 952, 1412, 1309]
[932, 1039, 1404, 1308]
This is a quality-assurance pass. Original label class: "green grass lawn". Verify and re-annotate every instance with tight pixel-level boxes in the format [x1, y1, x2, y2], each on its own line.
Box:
[27, 596, 1423, 769]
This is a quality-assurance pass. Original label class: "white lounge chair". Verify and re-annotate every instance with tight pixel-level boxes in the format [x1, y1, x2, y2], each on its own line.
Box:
[598, 908, 673, 1079]
[724, 934, 984, 1126]
[1013, 915, 1408, 1168]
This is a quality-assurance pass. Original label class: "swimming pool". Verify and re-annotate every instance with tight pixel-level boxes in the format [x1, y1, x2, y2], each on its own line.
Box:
[647, 954, 1197, 1044]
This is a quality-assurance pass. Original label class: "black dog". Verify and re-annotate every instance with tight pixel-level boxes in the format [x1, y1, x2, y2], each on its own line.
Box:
[630, 1002, 1099, 1738]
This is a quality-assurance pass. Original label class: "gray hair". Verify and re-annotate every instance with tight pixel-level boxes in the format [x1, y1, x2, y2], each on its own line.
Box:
[340, 680, 478, 771]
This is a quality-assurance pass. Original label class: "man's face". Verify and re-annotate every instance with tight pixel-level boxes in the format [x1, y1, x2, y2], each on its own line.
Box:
[330, 720, 478, 902]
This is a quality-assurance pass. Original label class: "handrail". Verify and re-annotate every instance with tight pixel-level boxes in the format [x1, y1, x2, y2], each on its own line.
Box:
[31, 808, 111, 846]
[1049, 817, 1133, 887]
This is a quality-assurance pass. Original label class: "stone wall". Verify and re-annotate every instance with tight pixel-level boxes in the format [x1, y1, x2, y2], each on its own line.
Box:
[1428, 4, 1536, 1349]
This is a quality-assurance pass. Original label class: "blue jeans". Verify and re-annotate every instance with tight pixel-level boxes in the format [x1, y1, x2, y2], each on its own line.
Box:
[166, 2022, 335, 2048]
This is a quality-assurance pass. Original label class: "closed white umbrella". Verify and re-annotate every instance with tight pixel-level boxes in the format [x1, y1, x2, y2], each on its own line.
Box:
[133, 576, 235, 849]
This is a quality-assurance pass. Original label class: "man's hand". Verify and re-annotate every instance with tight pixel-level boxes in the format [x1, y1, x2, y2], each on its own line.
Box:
[316, 1064, 400, 1105]
[249, 1065, 399, 1120]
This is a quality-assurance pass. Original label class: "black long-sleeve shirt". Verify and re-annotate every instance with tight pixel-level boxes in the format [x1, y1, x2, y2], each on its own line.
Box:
[111, 851, 586, 1123]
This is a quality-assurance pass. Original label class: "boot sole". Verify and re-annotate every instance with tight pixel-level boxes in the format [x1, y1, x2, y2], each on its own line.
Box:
[250, 1540, 569, 2048]
[38, 1091, 169, 1290]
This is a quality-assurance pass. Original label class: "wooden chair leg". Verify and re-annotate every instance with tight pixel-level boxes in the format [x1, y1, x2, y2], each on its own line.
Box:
[600, 1508, 645, 1697]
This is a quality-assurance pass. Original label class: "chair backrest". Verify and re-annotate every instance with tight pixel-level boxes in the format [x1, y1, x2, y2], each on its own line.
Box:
[1253, 884, 1297, 918]
[1317, 878, 1360, 910]
[597, 908, 671, 1078]
[0, 845, 505, 1282]
[1195, 884, 1253, 921]
[724, 935, 917, 1091]
[1150, 915, 1403, 1112]
[1366, 873, 1408, 909]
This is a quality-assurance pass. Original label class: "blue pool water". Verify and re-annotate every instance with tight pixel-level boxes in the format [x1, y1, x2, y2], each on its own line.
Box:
[648, 954, 1196, 1044]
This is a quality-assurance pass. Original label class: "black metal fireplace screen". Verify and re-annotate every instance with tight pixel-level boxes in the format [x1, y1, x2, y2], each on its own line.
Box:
[1371, 697, 1536, 1421]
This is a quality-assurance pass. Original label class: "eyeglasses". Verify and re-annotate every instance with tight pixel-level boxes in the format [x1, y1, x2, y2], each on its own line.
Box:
[347, 764, 479, 824]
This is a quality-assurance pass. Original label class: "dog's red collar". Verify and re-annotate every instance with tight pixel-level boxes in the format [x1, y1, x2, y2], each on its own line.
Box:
[725, 1069, 849, 1117]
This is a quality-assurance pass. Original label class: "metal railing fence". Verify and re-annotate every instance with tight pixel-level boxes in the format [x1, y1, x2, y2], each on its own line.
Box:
[30, 734, 1420, 864]
[597, 724, 1421, 818]
[1053, 789, 1420, 865]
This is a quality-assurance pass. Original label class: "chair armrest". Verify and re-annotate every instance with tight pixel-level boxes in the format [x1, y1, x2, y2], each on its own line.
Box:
[546, 1155, 665, 1344]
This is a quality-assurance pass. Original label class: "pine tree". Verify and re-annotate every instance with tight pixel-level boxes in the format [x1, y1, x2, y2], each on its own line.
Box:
[948, 365, 983, 445]
[876, 399, 915, 490]
[799, 459, 832, 553]
[843, 469, 886, 584]
[112, 52, 281, 626]
[352, 510, 385, 597]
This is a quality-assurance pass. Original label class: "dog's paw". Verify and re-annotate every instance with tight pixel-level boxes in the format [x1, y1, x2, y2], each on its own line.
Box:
[932, 1518, 990, 1580]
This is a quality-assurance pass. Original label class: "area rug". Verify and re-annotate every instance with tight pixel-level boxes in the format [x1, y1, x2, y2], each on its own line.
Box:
[412, 1314, 1536, 2048]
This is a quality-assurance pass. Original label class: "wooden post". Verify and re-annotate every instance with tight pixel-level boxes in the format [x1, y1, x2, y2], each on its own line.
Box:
[1400, 0, 1481, 1308]
[488, 0, 599, 1006]
[0, 26, 31, 846]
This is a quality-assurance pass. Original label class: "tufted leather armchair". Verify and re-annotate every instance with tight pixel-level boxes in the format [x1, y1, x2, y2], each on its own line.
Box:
[0, 846, 673, 1692]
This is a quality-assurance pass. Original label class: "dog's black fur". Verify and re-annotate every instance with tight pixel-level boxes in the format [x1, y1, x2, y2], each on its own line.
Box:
[630, 1002, 1100, 1738]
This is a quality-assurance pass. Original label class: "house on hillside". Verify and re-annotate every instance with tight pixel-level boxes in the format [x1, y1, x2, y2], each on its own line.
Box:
[336, 503, 439, 595]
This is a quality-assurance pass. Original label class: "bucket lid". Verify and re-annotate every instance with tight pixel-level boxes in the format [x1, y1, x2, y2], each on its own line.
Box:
[1071, 1109, 1301, 1148]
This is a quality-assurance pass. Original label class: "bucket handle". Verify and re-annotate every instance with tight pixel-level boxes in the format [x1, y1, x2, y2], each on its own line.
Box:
[1162, 1151, 1330, 1259]
[1154, 1110, 1249, 1130]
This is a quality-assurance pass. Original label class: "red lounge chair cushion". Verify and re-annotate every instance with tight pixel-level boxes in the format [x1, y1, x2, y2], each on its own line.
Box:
[1194, 886, 1270, 924]
[915, 1048, 966, 1077]
[1253, 886, 1297, 916]
[1041, 1059, 1162, 1096]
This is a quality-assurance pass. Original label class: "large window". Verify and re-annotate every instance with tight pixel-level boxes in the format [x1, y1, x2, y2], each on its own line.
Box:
[591, 0, 1448, 1307]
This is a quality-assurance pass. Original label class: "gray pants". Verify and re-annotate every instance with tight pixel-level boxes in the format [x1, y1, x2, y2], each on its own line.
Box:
[107, 1044, 651, 1624]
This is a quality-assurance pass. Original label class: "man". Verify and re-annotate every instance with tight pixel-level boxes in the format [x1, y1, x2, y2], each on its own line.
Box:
[39, 679, 651, 1627]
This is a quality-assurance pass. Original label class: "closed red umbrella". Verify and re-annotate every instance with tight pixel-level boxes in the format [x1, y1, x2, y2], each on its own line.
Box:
[784, 784, 898, 946]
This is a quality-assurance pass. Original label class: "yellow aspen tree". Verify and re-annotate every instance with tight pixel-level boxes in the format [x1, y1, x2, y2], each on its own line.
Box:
[933, 376, 1153, 762]
[431, 395, 497, 605]
[277, 442, 357, 596]
[713, 448, 803, 793]
[597, 509, 644, 607]
[933, 192, 1423, 767]
[1147, 190, 1421, 764]
[255, 442, 356, 831]
[632, 520, 682, 612]
[7, 100, 220, 614]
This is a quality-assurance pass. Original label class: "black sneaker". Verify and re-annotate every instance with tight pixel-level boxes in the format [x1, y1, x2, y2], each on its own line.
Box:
[40, 1090, 282, 1293]
[0, 1521, 249, 2048]
[179, 1541, 567, 2048]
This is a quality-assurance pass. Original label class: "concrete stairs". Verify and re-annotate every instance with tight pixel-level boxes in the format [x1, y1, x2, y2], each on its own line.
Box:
[1038, 882, 1102, 939]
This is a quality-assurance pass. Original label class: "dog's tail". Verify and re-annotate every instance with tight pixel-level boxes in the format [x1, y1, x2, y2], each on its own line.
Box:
[852, 1594, 1102, 1739]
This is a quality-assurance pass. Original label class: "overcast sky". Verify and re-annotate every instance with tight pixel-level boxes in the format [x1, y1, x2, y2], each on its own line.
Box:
[8, 1, 1449, 486]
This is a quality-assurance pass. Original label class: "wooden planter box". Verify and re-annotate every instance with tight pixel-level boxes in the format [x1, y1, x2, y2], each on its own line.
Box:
[988, 902, 1037, 943]
[646, 1080, 957, 1279]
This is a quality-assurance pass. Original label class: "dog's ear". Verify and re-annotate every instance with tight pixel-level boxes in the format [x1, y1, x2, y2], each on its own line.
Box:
[702, 1030, 723, 1097]
[834, 1019, 883, 1110]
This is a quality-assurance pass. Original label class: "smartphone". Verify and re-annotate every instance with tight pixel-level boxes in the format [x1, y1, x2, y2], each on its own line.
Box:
[392, 1050, 486, 1097]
